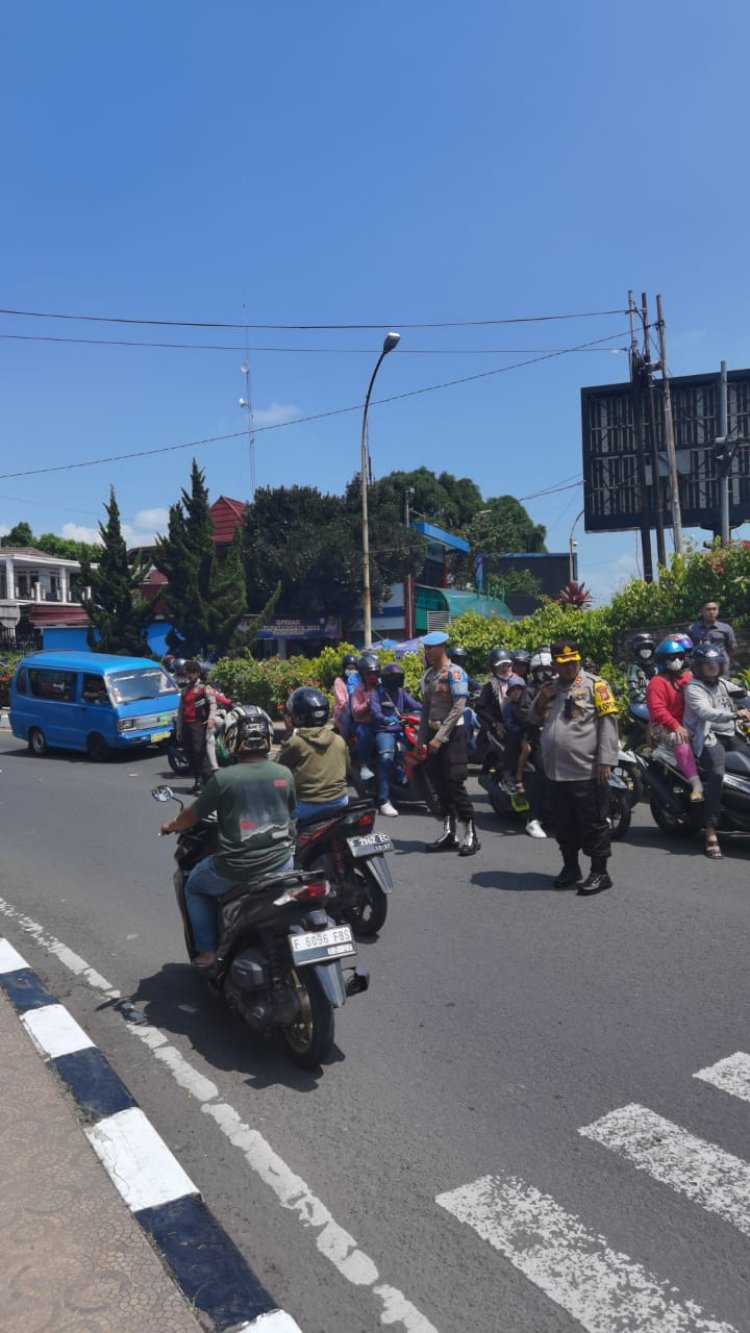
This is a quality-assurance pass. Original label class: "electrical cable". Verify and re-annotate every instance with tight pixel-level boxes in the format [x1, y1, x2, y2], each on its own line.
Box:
[0, 331, 628, 355]
[0, 305, 628, 331]
[0, 332, 627, 481]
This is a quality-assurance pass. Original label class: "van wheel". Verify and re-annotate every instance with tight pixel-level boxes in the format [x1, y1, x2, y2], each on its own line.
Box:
[28, 727, 47, 757]
[87, 732, 110, 762]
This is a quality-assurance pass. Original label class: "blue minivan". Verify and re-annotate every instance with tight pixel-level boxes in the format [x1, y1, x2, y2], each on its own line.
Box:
[10, 652, 180, 761]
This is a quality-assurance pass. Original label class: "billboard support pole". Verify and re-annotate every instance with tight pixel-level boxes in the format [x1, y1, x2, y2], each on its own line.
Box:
[655, 294, 684, 554]
[718, 361, 731, 547]
[641, 294, 667, 568]
[628, 292, 654, 582]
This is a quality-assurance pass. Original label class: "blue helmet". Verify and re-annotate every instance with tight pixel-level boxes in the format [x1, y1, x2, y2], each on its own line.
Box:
[654, 637, 690, 672]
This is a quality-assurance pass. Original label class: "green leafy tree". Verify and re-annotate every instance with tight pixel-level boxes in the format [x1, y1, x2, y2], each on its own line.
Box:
[78, 490, 151, 655]
[372, 469, 483, 532]
[1, 521, 34, 548]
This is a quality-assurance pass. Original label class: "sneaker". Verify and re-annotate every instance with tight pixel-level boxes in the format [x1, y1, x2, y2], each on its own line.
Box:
[379, 801, 399, 817]
[360, 765, 375, 781]
[525, 819, 547, 839]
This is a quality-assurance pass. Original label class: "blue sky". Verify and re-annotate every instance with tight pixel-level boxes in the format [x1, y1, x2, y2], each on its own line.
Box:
[2, 1, 749, 601]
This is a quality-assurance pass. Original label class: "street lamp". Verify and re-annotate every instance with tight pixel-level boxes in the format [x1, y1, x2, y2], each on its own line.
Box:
[361, 331, 401, 647]
[569, 508, 584, 582]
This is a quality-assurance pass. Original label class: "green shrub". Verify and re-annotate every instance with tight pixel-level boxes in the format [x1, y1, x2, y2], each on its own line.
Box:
[0, 653, 21, 709]
[212, 642, 425, 716]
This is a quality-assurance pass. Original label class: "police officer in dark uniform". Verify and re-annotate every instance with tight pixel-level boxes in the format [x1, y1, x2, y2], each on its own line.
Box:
[417, 631, 480, 856]
[529, 640, 619, 894]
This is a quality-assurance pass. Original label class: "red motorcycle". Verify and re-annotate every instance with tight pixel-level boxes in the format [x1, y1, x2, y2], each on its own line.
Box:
[346, 713, 442, 817]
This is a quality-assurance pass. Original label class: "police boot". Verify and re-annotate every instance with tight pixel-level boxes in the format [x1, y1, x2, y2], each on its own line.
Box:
[457, 819, 481, 857]
[553, 861, 583, 890]
[578, 858, 612, 895]
[425, 816, 457, 853]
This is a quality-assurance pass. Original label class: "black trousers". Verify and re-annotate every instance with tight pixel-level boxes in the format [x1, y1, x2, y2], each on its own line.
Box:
[699, 733, 745, 827]
[425, 727, 474, 823]
[182, 721, 212, 785]
[548, 777, 611, 866]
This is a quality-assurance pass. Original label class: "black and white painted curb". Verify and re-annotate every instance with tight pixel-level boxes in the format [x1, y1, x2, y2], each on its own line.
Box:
[0, 937, 302, 1333]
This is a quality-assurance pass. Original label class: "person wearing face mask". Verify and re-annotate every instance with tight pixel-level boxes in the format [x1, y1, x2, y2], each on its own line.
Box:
[646, 637, 703, 803]
[684, 643, 750, 859]
[627, 633, 656, 702]
[476, 647, 513, 754]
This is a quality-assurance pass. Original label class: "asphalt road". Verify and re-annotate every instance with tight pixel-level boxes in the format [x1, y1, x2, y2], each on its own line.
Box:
[1, 731, 749, 1333]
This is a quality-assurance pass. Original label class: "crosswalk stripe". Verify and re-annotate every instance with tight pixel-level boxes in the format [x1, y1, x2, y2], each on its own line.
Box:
[694, 1053, 750, 1104]
[580, 1104, 750, 1237]
[436, 1174, 736, 1333]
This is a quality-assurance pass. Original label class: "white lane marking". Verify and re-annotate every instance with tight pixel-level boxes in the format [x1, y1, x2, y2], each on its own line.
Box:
[86, 1106, 198, 1212]
[21, 1002, 95, 1059]
[695, 1053, 750, 1104]
[0, 937, 28, 973]
[205, 1100, 438, 1331]
[0, 899, 120, 997]
[237, 1312, 304, 1332]
[128, 1021, 219, 1102]
[0, 902, 439, 1333]
[436, 1174, 736, 1333]
[580, 1103, 750, 1237]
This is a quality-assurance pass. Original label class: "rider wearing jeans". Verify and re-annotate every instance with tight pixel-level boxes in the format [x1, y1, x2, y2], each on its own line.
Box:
[278, 687, 349, 821]
[370, 663, 420, 817]
[684, 643, 750, 859]
[160, 706, 296, 968]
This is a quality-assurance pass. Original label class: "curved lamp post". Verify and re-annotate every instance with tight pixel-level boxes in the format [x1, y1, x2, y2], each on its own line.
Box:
[361, 331, 400, 646]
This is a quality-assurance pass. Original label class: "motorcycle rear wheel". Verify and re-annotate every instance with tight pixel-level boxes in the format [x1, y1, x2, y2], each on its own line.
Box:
[648, 797, 695, 838]
[608, 788, 631, 840]
[346, 871, 388, 936]
[280, 967, 335, 1068]
[168, 745, 191, 774]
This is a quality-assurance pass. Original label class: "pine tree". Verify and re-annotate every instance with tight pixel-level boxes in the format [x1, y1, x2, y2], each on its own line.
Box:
[208, 525, 248, 655]
[78, 489, 151, 655]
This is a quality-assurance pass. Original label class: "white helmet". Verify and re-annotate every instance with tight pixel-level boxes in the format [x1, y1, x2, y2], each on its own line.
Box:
[223, 704, 273, 756]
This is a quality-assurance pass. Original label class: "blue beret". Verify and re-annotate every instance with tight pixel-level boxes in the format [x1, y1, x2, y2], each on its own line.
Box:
[420, 631, 449, 646]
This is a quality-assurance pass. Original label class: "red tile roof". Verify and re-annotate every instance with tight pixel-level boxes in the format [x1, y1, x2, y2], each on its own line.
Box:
[210, 496, 245, 545]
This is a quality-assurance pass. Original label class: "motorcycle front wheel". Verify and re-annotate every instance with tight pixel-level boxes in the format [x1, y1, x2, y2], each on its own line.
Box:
[280, 967, 335, 1068]
[168, 745, 191, 774]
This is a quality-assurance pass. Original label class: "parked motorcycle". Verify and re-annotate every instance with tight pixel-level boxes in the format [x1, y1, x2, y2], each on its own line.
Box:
[166, 698, 236, 775]
[152, 785, 369, 1068]
[295, 798, 394, 936]
[637, 731, 750, 838]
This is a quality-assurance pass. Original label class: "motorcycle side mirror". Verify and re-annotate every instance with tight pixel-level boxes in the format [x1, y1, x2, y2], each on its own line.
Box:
[151, 785, 175, 802]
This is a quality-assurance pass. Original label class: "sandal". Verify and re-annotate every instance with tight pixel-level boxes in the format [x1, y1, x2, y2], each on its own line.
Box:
[704, 838, 723, 860]
[689, 789, 705, 803]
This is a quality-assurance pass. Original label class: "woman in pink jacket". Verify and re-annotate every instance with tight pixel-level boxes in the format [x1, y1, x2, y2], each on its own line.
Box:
[646, 637, 703, 801]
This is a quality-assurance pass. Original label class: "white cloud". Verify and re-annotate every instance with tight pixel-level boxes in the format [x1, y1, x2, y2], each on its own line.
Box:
[252, 402, 300, 428]
[585, 551, 640, 604]
[61, 507, 169, 548]
[62, 522, 103, 545]
[0, 524, 9, 538]
[132, 507, 169, 532]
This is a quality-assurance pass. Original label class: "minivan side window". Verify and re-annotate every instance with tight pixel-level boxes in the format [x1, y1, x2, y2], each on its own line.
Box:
[15, 668, 27, 695]
[27, 669, 77, 703]
[82, 674, 111, 705]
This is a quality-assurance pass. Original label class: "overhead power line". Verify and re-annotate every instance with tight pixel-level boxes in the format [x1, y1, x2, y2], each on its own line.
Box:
[0, 331, 628, 356]
[0, 304, 628, 331]
[0, 331, 626, 481]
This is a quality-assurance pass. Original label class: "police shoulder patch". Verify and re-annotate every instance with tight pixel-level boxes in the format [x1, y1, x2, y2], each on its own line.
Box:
[593, 679, 618, 717]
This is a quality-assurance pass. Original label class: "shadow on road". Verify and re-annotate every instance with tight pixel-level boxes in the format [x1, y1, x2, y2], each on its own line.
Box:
[471, 869, 552, 893]
[127, 962, 340, 1092]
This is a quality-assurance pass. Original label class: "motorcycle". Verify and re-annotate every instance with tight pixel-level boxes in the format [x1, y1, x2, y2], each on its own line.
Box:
[348, 713, 443, 817]
[152, 785, 369, 1068]
[295, 798, 395, 936]
[637, 729, 750, 839]
[478, 730, 632, 839]
[166, 698, 236, 776]
[613, 744, 642, 812]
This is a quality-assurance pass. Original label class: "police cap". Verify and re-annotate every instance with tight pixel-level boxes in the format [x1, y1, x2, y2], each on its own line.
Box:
[550, 639, 581, 664]
[420, 631, 449, 647]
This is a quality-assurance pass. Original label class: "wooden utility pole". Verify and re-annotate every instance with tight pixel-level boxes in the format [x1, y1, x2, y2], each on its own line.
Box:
[655, 294, 684, 553]
[628, 291, 654, 582]
[641, 293, 667, 568]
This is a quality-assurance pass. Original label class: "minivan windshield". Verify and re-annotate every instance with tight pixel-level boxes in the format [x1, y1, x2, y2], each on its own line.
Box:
[107, 667, 176, 705]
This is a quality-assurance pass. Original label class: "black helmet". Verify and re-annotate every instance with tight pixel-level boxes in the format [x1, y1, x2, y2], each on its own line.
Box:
[224, 704, 273, 756]
[488, 647, 512, 670]
[690, 643, 724, 681]
[511, 648, 531, 665]
[356, 652, 380, 678]
[341, 654, 358, 673]
[288, 686, 330, 727]
[448, 646, 468, 666]
[630, 632, 655, 660]
[382, 662, 405, 689]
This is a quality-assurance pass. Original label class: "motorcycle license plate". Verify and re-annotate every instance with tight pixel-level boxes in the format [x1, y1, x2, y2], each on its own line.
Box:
[151, 730, 171, 743]
[290, 926, 356, 966]
[347, 833, 393, 857]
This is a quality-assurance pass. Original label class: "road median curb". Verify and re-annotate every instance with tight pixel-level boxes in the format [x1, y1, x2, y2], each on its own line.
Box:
[0, 937, 303, 1333]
